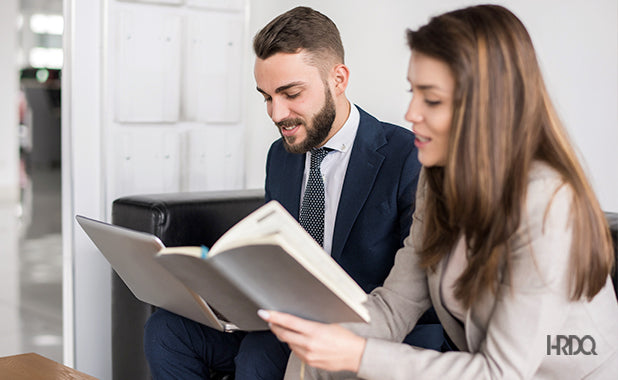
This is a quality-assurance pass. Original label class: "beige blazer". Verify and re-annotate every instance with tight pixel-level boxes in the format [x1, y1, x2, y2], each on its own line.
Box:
[285, 163, 618, 380]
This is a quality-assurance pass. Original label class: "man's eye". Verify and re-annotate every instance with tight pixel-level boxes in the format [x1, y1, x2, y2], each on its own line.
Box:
[286, 93, 300, 99]
[263, 96, 272, 103]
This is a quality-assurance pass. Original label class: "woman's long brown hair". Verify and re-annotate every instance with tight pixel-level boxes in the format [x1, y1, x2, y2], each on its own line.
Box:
[407, 5, 613, 308]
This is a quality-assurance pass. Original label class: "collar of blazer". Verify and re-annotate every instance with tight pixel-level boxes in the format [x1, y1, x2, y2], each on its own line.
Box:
[330, 106, 387, 260]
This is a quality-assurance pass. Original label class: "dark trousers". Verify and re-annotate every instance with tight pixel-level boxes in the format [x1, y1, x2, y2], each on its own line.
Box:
[144, 309, 290, 380]
[144, 308, 446, 380]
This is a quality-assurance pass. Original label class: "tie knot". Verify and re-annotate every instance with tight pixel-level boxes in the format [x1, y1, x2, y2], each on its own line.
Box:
[309, 148, 330, 169]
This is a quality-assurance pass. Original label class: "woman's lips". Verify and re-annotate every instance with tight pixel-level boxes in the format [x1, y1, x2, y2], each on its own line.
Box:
[413, 133, 431, 148]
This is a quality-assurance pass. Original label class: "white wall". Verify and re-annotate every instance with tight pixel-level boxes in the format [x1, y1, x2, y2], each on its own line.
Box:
[243, 0, 618, 213]
[0, 0, 19, 202]
[103, 0, 248, 204]
[64, 0, 617, 378]
[64, 1, 249, 378]
[62, 0, 107, 374]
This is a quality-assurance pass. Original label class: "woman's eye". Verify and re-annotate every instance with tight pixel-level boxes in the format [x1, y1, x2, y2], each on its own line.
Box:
[425, 99, 441, 106]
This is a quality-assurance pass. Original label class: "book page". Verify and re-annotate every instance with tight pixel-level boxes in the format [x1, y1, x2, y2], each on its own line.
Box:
[211, 243, 370, 324]
[75, 215, 225, 330]
[156, 252, 270, 330]
[159, 246, 206, 258]
[158, 242, 369, 329]
[206, 201, 369, 321]
[208, 201, 291, 255]
[270, 236, 370, 321]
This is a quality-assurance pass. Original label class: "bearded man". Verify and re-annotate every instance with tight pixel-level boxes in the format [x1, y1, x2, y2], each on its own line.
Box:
[144, 7, 445, 380]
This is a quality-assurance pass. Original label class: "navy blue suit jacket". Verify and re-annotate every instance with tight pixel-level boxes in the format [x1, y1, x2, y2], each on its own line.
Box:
[265, 106, 421, 293]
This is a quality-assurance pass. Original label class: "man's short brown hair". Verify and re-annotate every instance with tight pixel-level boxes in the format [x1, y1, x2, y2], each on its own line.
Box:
[253, 6, 344, 74]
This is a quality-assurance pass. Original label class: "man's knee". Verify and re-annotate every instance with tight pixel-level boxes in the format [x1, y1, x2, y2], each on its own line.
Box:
[144, 309, 185, 359]
[234, 331, 290, 380]
[238, 331, 283, 354]
[144, 309, 183, 340]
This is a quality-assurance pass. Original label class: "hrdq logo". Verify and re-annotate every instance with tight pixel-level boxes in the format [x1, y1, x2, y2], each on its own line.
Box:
[546, 335, 597, 355]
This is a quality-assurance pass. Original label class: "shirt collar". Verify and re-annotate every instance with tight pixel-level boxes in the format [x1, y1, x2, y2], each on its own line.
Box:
[321, 103, 360, 154]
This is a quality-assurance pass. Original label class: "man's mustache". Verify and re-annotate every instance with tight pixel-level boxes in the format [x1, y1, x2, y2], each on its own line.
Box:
[276, 118, 305, 128]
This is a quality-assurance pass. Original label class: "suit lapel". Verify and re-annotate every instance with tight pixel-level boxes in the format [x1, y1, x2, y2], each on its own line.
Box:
[428, 257, 469, 351]
[278, 152, 305, 220]
[331, 108, 385, 260]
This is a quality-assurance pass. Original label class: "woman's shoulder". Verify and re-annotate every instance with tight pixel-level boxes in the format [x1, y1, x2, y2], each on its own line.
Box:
[506, 162, 575, 289]
[527, 161, 564, 185]
[525, 161, 572, 210]
[515, 161, 574, 257]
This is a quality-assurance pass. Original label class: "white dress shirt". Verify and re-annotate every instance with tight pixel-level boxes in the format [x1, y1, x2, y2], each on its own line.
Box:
[300, 103, 360, 255]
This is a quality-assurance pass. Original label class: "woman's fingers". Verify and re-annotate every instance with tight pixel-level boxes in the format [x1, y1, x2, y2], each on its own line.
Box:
[259, 309, 314, 331]
[259, 309, 315, 347]
[257, 309, 366, 372]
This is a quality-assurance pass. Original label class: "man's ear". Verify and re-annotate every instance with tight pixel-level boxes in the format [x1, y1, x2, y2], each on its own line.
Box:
[331, 63, 350, 96]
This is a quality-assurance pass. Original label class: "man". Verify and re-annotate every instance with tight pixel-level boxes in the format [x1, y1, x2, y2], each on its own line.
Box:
[144, 6, 443, 379]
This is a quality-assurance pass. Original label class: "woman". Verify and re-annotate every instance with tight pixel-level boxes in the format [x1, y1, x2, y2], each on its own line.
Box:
[259, 4, 618, 379]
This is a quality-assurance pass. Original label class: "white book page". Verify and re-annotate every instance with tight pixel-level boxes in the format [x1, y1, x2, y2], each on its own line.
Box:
[208, 201, 369, 321]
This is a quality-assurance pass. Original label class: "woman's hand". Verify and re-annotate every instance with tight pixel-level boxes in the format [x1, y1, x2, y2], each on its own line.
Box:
[258, 309, 366, 373]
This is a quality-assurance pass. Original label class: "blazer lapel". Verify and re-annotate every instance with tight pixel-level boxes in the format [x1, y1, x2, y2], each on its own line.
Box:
[428, 257, 469, 352]
[277, 153, 305, 220]
[331, 109, 385, 260]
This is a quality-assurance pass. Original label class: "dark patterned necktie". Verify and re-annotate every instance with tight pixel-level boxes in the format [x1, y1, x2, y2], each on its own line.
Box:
[299, 148, 331, 247]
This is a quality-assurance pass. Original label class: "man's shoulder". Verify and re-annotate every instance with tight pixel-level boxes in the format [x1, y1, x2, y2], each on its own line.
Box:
[356, 106, 414, 140]
[266, 138, 304, 170]
[356, 106, 416, 154]
[267, 138, 287, 157]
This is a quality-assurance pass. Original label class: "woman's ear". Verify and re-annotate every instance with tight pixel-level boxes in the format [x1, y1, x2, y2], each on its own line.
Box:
[331, 63, 350, 96]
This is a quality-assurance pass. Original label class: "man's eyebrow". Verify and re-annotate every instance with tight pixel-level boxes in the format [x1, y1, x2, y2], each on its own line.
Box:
[274, 82, 304, 93]
[256, 81, 305, 96]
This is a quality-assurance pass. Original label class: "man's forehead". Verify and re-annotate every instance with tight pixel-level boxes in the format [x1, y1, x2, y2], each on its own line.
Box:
[254, 54, 322, 93]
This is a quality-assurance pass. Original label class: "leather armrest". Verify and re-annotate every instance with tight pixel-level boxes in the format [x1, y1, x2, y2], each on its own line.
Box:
[109, 189, 264, 380]
[112, 189, 265, 246]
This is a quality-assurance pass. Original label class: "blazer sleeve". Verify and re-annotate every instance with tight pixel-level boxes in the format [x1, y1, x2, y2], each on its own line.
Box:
[355, 168, 597, 380]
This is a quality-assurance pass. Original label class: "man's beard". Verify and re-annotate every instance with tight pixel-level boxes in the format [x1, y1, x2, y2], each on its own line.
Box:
[277, 88, 336, 154]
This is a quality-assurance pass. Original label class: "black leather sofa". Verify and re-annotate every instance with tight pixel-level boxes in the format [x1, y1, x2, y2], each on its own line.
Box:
[110, 187, 618, 380]
[111, 189, 265, 380]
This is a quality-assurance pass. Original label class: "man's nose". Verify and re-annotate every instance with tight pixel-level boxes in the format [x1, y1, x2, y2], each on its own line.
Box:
[269, 97, 290, 123]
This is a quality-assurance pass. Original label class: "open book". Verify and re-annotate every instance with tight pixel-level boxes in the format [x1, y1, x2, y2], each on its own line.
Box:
[76, 201, 369, 332]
